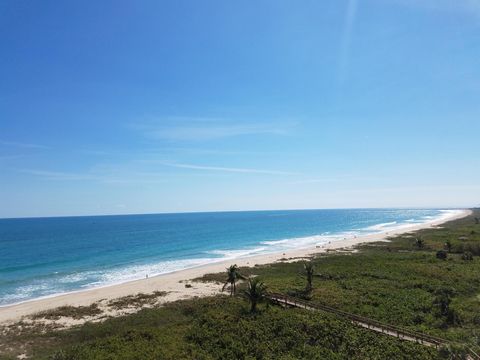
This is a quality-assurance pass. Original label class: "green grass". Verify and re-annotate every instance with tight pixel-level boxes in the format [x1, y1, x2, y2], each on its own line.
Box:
[2, 209, 480, 359]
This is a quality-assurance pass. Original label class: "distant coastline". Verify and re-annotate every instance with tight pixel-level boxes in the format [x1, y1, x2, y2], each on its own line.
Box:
[0, 208, 470, 324]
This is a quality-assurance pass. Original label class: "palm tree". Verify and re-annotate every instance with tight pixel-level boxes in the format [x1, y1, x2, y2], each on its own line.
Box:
[244, 277, 267, 313]
[303, 262, 315, 292]
[222, 264, 245, 296]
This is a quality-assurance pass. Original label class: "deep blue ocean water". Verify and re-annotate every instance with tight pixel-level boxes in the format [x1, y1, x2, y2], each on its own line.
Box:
[0, 208, 459, 306]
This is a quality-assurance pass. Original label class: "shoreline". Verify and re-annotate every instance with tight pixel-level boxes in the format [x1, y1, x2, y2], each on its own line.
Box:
[0, 209, 471, 324]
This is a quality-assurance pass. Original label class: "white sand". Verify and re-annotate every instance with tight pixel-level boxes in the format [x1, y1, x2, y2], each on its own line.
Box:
[0, 209, 470, 324]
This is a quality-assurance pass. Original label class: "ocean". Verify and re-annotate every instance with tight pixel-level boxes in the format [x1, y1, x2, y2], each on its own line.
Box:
[0, 208, 460, 306]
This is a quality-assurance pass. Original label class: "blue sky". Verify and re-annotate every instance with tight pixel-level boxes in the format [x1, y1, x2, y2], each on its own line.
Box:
[1, 0, 479, 218]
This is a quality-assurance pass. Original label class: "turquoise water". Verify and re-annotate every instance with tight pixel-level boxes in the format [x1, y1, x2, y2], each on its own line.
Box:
[0, 208, 459, 306]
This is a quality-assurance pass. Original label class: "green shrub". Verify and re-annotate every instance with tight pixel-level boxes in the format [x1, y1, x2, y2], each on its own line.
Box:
[436, 250, 448, 260]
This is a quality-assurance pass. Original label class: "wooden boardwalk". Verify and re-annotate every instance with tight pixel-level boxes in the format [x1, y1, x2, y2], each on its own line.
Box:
[266, 293, 480, 359]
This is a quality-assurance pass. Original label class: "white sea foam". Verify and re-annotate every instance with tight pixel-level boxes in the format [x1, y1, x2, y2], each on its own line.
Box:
[57, 272, 94, 283]
[438, 209, 464, 218]
[207, 247, 266, 259]
[1, 282, 55, 305]
[95, 258, 218, 286]
[0, 258, 220, 306]
[365, 221, 398, 231]
[261, 239, 289, 246]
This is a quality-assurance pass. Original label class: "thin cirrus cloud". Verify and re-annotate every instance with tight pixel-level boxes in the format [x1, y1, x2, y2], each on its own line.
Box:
[20, 169, 99, 181]
[160, 162, 298, 176]
[287, 178, 344, 185]
[134, 118, 295, 141]
[20, 161, 299, 183]
[19, 168, 168, 184]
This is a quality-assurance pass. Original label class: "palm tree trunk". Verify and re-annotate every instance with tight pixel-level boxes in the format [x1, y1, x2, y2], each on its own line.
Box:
[306, 274, 313, 292]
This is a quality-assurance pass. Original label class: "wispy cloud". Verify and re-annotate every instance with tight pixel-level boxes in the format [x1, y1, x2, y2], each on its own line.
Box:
[20, 168, 174, 184]
[144, 147, 263, 156]
[160, 162, 297, 175]
[287, 178, 341, 185]
[20, 155, 297, 184]
[0, 140, 49, 149]
[20, 169, 99, 181]
[133, 117, 295, 141]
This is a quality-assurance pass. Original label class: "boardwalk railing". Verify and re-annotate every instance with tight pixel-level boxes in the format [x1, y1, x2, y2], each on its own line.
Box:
[266, 292, 480, 359]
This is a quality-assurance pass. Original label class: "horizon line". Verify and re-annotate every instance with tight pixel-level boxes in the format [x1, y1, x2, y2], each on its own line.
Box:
[0, 206, 472, 221]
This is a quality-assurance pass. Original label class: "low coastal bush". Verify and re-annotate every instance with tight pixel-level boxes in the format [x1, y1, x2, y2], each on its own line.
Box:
[454, 242, 480, 256]
[47, 298, 436, 360]
[108, 291, 168, 309]
[31, 304, 102, 320]
[436, 250, 448, 260]
[461, 251, 473, 260]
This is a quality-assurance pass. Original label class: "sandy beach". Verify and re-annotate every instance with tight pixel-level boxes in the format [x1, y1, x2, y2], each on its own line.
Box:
[0, 209, 470, 325]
